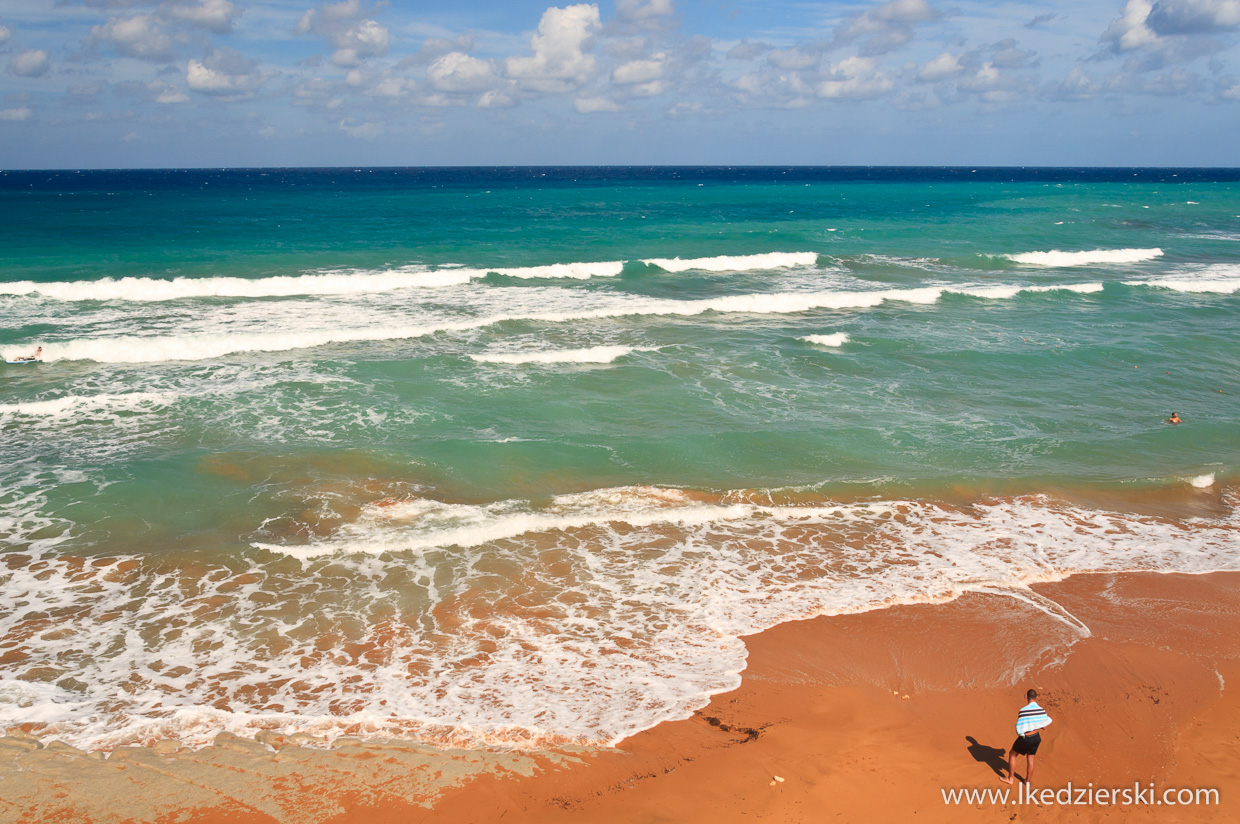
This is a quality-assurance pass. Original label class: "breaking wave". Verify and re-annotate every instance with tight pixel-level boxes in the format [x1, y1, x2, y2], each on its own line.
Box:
[641, 252, 819, 273]
[20, 281, 1154, 364]
[3, 485, 1237, 752]
[801, 333, 850, 347]
[1005, 248, 1163, 267]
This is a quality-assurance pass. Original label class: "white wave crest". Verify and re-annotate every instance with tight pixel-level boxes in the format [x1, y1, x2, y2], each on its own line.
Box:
[801, 333, 850, 347]
[1183, 232, 1240, 241]
[469, 345, 645, 365]
[1190, 473, 1216, 488]
[33, 281, 1121, 364]
[486, 261, 625, 279]
[1005, 248, 1163, 267]
[1127, 265, 1240, 294]
[642, 252, 818, 273]
[0, 267, 476, 302]
[0, 261, 626, 303]
[0, 392, 175, 419]
[255, 487, 774, 559]
[961, 283, 1105, 299]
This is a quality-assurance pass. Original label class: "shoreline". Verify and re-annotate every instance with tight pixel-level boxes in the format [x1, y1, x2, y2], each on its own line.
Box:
[3, 569, 1239, 823]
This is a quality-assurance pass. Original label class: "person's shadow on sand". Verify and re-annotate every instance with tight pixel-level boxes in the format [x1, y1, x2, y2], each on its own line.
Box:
[965, 736, 1009, 778]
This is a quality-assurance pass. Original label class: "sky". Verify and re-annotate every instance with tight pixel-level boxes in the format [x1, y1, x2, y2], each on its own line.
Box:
[1, 0, 1238, 168]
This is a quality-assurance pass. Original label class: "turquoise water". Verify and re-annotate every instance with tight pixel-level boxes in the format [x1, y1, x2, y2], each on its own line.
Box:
[2, 167, 1239, 751]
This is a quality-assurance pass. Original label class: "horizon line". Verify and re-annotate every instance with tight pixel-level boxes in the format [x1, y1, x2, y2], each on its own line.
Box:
[5, 164, 1240, 173]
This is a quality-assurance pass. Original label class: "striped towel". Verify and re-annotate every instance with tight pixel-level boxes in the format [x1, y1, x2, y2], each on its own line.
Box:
[1016, 701, 1052, 735]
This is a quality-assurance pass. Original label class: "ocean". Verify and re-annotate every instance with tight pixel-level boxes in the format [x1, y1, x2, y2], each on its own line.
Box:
[2, 166, 1239, 752]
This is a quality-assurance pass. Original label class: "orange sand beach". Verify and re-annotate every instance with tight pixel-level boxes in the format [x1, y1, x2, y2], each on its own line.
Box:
[2, 570, 1238, 824]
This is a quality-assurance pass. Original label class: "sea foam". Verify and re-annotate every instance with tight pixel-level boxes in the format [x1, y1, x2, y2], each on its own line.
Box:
[4, 485, 1237, 753]
[0, 392, 175, 419]
[469, 345, 645, 365]
[801, 333, 850, 347]
[1005, 248, 1163, 267]
[1126, 265, 1240, 294]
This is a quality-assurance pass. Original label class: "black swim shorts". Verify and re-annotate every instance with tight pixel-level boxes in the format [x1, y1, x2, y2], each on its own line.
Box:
[1011, 732, 1041, 756]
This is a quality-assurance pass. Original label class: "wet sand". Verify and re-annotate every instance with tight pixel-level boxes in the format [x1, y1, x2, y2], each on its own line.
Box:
[3, 570, 1238, 823]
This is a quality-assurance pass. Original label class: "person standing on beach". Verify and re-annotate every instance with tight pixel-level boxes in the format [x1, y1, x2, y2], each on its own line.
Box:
[1003, 689, 1052, 786]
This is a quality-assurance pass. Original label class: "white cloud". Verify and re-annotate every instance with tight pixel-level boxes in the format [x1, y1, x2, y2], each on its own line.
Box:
[295, 1, 390, 68]
[166, 0, 242, 34]
[403, 34, 476, 67]
[418, 92, 466, 107]
[7, 49, 49, 78]
[293, 76, 335, 104]
[186, 48, 271, 97]
[917, 51, 963, 81]
[1123, 66, 1201, 93]
[613, 0, 676, 31]
[1051, 66, 1101, 100]
[1147, 0, 1240, 34]
[1101, 0, 1161, 52]
[731, 66, 816, 108]
[339, 118, 384, 138]
[1097, 0, 1232, 65]
[148, 79, 189, 103]
[574, 94, 620, 112]
[957, 61, 1001, 92]
[0, 106, 32, 121]
[479, 89, 515, 107]
[616, 0, 674, 21]
[367, 75, 410, 98]
[837, 0, 942, 55]
[90, 14, 175, 62]
[873, 0, 939, 24]
[330, 20, 389, 67]
[768, 48, 820, 71]
[0, 25, 11, 45]
[1049, 61, 1199, 101]
[505, 4, 601, 93]
[816, 56, 894, 99]
[990, 40, 1037, 69]
[726, 41, 768, 61]
[428, 51, 498, 93]
[612, 56, 665, 84]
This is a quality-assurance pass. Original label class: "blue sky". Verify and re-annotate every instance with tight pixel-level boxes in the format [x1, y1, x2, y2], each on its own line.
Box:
[1, 0, 1238, 167]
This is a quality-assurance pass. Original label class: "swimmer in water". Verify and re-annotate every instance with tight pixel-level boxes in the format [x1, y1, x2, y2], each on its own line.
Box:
[1168, 411, 1181, 424]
